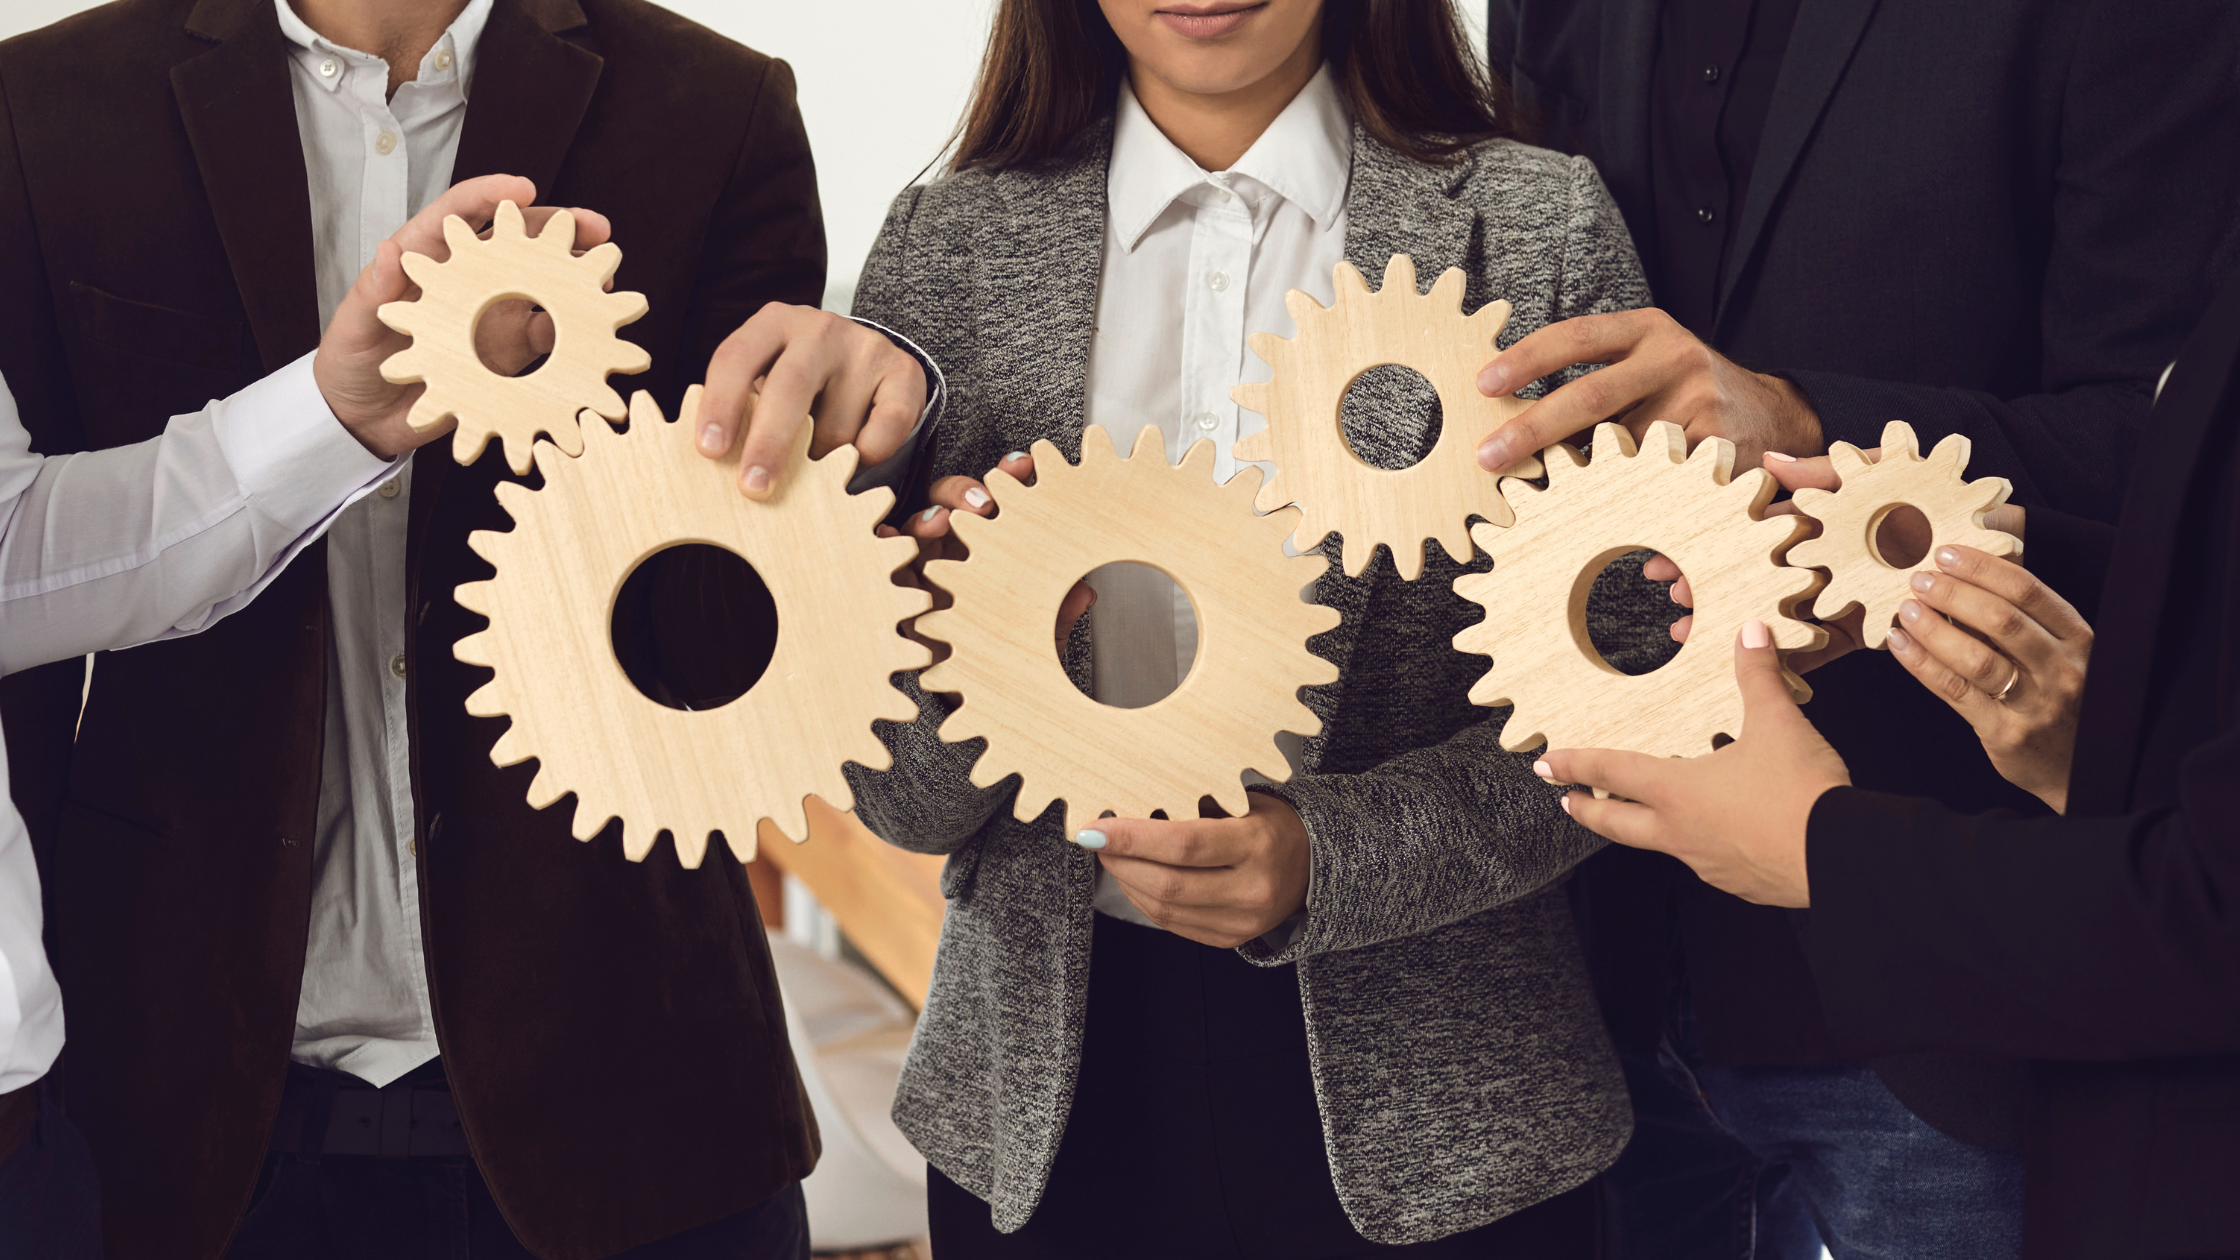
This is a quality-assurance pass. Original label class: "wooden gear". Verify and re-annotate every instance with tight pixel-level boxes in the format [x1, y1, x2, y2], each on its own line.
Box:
[1452, 422, 1826, 758]
[453, 387, 931, 866]
[917, 425, 1339, 838]
[379, 200, 650, 475]
[1788, 420, 2021, 649]
[1230, 254, 1542, 580]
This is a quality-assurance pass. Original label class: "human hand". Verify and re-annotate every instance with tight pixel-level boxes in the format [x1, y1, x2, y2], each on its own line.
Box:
[1886, 544, 2087, 812]
[1074, 791, 1312, 949]
[1473, 308, 1821, 474]
[1539, 620, 1851, 908]
[877, 451, 1096, 663]
[694, 304, 928, 498]
[314, 174, 612, 458]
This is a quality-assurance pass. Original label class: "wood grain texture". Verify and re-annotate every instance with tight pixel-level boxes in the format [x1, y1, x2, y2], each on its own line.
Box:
[379, 200, 651, 475]
[1231, 254, 1542, 580]
[1788, 420, 2022, 648]
[453, 387, 931, 866]
[1453, 422, 1827, 758]
[917, 425, 1340, 838]
[758, 799, 946, 1008]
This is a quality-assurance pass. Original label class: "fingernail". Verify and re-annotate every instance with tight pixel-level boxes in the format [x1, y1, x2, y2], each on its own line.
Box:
[1005, 450, 1028, 464]
[743, 465, 772, 495]
[698, 423, 724, 454]
[1478, 364, 1510, 394]
[1560, 795, 1574, 816]
[1668, 584, 1684, 604]
[920, 506, 941, 523]
[1741, 619, 1771, 649]
[1073, 829, 1107, 850]
[1766, 451, 1796, 462]
[1478, 435, 1513, 470]
[1900, 600, 1922, 622]
[1911, 571, 1935, 592]
[964, 487, 991, 510]
[1936, 547, 1960, 569]
[1532, 759, 1554, 780]
[1887, 627, 1911, 652]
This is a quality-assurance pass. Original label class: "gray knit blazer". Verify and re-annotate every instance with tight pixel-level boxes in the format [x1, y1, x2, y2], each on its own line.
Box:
[843, 118, 1660, 1245]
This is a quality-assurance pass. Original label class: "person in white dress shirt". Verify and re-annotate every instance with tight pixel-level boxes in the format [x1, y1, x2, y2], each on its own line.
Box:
[0, 172, 577, 1260]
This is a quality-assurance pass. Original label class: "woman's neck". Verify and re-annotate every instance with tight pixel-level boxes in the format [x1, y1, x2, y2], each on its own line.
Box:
[1126, 39, 1322, 171]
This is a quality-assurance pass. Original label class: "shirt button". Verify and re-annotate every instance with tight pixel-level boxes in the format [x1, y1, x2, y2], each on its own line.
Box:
[1195, 411, 1220, 431]
[1703, 64, 1721, 83]
[1217, 189, 1233, 203]
[433, 48, 455, 71]
[377, 478, 401, 499]
[374, 131, 398, 156]
[390, 653, 408, 679]
[319, 57, 338, 78]
[1696, 206, 1717, 223]
[1207, 271, 1230, 292]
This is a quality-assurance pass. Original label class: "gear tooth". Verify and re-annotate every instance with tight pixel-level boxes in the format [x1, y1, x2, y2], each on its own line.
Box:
[612, 338, 652, 374]
[1590, 422, 1637, 463]
[453, 627, 492, 665]
[1790, 486, 1836, 518]
[1284, 288, 1325, 329]
[535, 207, 578, 250]
[463, 681, 507, 718]
[379, 346, 426, 386]
[1879, 420, 1921, 460]
[1927, 431, 1971, 473]
[1829, 442, 1875, 479]
[1121, 423, 1162, 463]
[524, 766, 565, 811]
[1231, 378, 1273, 414]
[1427, 266, 1468, 310]
[1380, 254, 1420, 296]
[1470, 298, 1515, 341]
[1332, 260, 1371, 301]
[669, 826, 711, 869]
[448, 421, 497, 468]
[487, 724, 529, 765]
[1392, 540, 1428, 582]
[1543, 440, 1588, 480]
[576, 239, 624, 281]
[1232, 428, 1274, 464]
[376, 300, 421, 340]
[1179, 437, 1217, 476]
[444, 212, 484, 255]
[1465, 521, 1508, 559]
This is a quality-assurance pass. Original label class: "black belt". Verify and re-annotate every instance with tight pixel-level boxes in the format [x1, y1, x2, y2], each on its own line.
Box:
[270, 1061, 471, 1159]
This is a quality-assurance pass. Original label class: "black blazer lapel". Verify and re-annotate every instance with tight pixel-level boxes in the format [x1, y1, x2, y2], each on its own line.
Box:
[1714, 0, 1880, 324]
[2068, 278, 2240, 815]
[451, 0, 601, 200]
[1593, 0, 1659, 244]
[173, 0, 320, 372]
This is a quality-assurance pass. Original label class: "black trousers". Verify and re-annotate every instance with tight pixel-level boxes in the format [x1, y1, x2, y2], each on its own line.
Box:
[930, 915, 1600, 1260]
[0, 1078, 102, 1260]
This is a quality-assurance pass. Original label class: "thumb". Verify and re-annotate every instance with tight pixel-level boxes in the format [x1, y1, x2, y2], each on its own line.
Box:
[1734, 620, 1804, 730]
[1762, 452, 1840, 493]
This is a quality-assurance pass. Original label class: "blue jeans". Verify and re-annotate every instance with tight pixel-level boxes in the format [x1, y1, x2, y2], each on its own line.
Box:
[1604, 1015, 2024, 1260]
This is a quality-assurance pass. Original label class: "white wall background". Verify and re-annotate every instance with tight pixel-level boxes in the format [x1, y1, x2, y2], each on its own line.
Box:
[1, 0, 1485, 310]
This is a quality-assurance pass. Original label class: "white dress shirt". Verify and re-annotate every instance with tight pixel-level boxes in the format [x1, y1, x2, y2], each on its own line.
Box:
[0, 361, 396, 1095]
[1082, 69, 1350, 927]
[275, 0, 491, 1086]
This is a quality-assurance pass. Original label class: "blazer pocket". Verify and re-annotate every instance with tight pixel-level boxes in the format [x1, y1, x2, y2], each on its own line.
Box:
[71, 282, 256, 373]
[59, 795, 176, 853]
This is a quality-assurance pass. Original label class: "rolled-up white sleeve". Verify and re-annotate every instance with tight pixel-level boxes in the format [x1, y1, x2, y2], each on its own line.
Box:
[0, 351, 396, 674]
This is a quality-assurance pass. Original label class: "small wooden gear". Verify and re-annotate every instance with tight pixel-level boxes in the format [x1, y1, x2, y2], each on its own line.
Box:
[453, 387, 931, 866]
[917, 425, 1339, 837]
[1452, 422, 1826, 758]
[1230, 254, 1541, 581]
[379, 200, 651, 475]
[1788, 420, 2021, 648]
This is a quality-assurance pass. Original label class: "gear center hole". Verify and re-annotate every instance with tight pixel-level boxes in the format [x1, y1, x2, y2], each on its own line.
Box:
[1340, 365, 1443, 470]
[609, 543, 778, 711]
[1578, 549, 1688, 677]
[1867, 504, 1933, 569]
[474, 292, 556, 380]
[1061, 562, 1200, 708]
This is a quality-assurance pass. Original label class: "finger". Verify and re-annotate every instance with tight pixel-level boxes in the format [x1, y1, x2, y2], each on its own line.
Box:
[1886, 623, 1999, 729]
[1476, 356, 1666, 471]
[1074, 816, 1244, 868]
[1561, 790, 1669, 852]
[1932, 546, 2086, 642]
[901, 505, 952, 540]
[738, 336, 838, 498]
[1671, 574, 1693, 608]
[1907, 568, 2062, 678]
[1642, 553, 1681, 582]
[697, 304, 800, 470]
[994, 449, 1035, 485]
[1098, 853, 1248, 909]
[851, 363, 928, 466]
[927, 475, 995, 517]
[1535, 748, 1674, 806]
[1669, 612, 1693, 644]
[1055, 580, 1097, 647]
[1476, 310, 1652, 398]
[515, 204, 612, 249]
[1895, 598, 2019, 698]
[1761, 451, 1841, 493]
[394, 174, 537, 260]
[1732, 618, 1805, 730]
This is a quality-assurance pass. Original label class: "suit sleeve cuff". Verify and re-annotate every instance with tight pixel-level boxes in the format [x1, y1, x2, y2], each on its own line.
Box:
[845, 317, 945, 495]
[209, 353, 399, 535]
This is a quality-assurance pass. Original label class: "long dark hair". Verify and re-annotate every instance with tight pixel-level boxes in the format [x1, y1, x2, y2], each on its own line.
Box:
[948, 1, 1514, 173]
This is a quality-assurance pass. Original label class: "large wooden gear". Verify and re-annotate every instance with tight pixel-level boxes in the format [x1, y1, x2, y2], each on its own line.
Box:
[453, 388, 931, 866]
[379, 200, 650, 475]
[1452, 422, 1826, 758]
[917, 425, 1339, 837]
[1230, 254, 1541, 581]
[1788, 420, 2021, 649]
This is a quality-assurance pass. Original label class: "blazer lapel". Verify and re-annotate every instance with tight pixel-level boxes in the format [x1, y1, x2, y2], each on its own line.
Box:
[450, 0, 601, 200]
[2068, 279, 2240, 814]
[173, 0, 320, 371]
[1715, 0, 1881, 324]
[1593, 0, 1659, 243]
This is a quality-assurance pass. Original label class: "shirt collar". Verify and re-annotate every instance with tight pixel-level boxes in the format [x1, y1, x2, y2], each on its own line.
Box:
[273, 0, 493, 100]
[1106, 64, 1353, 252]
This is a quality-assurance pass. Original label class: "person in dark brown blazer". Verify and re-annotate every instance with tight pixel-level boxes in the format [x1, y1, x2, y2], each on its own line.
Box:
[0, 0, 932, 1257]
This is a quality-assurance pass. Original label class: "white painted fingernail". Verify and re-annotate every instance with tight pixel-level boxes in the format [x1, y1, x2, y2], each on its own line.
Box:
[1532, 759, 1554, 780]
[1005, 450, 1029, 463]
[964, 487, 991, 509]
[1766, 451, 1797, 462]
[1560, 795, 1574, 816]
[1741, 619, 1771, 649]
[920, 506, 940, 523]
